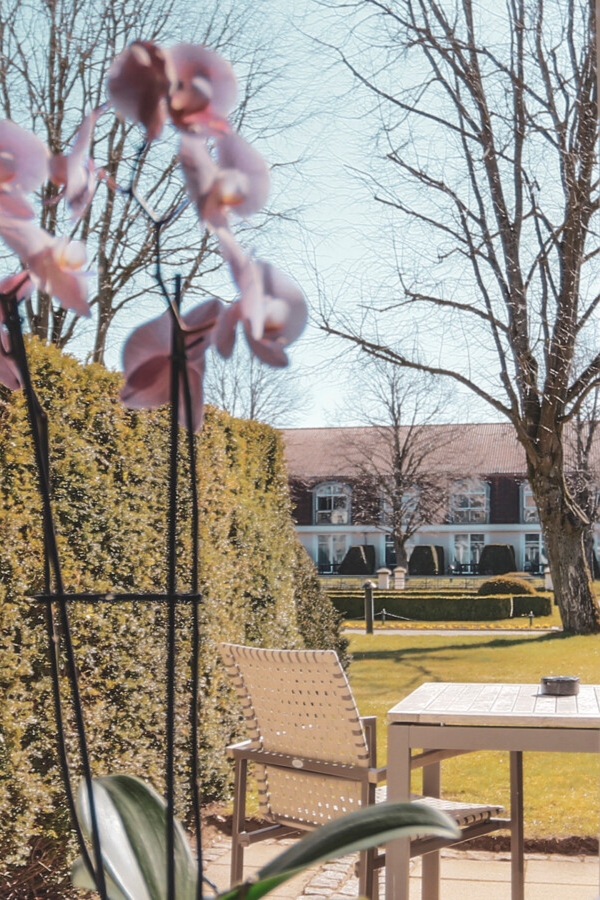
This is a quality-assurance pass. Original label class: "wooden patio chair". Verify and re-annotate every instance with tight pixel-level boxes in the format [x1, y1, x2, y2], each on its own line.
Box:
[219, 643, 509, 899]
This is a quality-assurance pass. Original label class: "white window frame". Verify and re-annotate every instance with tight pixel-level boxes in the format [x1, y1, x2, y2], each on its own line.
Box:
[521, 484, 539, 524]
[453, 533, 486, 572]
[317, 533, 348, 574]
[449, 479, 488, 524]
[314, 482, 351, 526]
[523, 533, 546, 573]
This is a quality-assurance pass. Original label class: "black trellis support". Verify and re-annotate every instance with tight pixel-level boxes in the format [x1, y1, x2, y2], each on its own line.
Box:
[179, 314, 203, 900]
[1, 293, 108, 900]
[5, 271, 206, 900]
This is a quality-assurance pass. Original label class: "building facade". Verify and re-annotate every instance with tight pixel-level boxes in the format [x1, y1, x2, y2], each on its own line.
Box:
[281, 423, 597, 575]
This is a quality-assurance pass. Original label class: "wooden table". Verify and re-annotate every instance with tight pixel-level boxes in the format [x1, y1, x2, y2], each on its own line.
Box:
[386, 682, 600, 900]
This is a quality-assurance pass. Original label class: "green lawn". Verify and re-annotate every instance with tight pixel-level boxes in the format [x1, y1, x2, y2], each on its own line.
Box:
[346, 632, 600, 838]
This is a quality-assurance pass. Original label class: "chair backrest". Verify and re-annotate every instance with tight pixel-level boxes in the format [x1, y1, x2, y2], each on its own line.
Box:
[219, 643, 371, 828]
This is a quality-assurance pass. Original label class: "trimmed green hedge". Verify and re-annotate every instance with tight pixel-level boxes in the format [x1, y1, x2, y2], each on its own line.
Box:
[478, 575, 537, 595]
[0, 339, 343, 888]
[327, 590, 552, 620]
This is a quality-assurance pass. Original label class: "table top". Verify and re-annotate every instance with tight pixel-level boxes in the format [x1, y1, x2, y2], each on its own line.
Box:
[388, 682, 600, 728]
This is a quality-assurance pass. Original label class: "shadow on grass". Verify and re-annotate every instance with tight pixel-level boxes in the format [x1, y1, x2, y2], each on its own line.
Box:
[350, 630, 576, 663]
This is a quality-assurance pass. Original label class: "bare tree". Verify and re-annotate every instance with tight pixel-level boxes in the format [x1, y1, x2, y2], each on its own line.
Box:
[566, 387, 600, 574]
[320, 0, 600, 632]
[204, 342, 309, 426]
[343, 360, 450, 568]
[0, 0, 291, 363]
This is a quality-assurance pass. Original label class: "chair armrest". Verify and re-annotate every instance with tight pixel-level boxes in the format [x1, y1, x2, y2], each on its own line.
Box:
[226, 739, 254, 758]
[368, 766, 387, 784]
[360, 715, 378, 767]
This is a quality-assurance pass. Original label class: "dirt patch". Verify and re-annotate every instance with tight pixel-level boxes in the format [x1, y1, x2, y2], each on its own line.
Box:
[449, 834, 598, 856]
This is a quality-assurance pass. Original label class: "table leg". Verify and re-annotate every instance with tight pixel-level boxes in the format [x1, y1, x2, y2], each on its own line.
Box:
[510, 750, 524, 900]
[386, 724, 412, 900]
[422, 762, 441, 900]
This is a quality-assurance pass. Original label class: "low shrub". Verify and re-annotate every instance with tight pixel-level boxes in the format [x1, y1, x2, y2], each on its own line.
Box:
[327, 590, 552, 620]
[477, 544, 516, 575]
[408, 545, 444, 575]
[478, 575, 537, 596]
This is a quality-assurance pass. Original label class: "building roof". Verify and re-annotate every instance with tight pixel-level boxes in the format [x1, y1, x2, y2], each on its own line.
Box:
[280, 422, 557, 479]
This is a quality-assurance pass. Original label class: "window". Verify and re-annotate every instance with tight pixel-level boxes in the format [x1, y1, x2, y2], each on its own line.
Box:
[385, 533, 397, 567]
[449, 480, 488, 524]
[453, 533, 485, 573]
[524, 533, 546, 574]
[317, 534, 347, 574]
[314, 483, 351, 525]
[522, 485, 539, 524]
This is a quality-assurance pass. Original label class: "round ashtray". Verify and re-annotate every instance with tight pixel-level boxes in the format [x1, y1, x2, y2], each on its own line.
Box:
[540, 676, 580, 696]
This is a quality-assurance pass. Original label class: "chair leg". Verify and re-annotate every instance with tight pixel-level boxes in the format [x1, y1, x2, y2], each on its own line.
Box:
[231, 757, 248, 886]
[358, 848, 376, 900]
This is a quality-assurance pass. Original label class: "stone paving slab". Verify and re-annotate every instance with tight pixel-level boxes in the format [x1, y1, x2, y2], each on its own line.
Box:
[203, 832, 600, 900]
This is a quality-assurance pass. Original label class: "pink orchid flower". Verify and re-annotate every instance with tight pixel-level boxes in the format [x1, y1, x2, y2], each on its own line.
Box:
[215, 230, 307, 367]
[179, 132, 269, 229]
[0, 273, 31, 390]
[0, 272, 34, 316]
[50, 109, 101, 219]
[0, 120, 49, 220]
[168, 44, 236, 134]
[0, 324, 21, 390]
[27, 236, 91, 317]
[0, 213, 90, 317]
[107, 41, 175, 141]
[120, 298, 223, 431]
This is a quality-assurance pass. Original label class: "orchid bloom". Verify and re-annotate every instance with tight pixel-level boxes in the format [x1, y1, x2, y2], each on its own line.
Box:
[215, 230, 307, 367]
[0, 272, 35, 309]
[0, 120, 49, 225]
[0, 274, 32, 391]
[50, 109, 101, 219]
[107, 41, 175, 141]
[0, 218, 89, 316]
[26, 236, 91, 317]
[0, 325, 20, 390]
[169, 44, 236, 135]
[179, 132, 269, 229]
[120, 299, 223, 431]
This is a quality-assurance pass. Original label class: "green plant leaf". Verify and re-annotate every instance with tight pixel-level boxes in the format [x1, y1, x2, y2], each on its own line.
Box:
[217, 801, 459, 900]
[73, 775, 197, 900]
[71, 856, 131, 900]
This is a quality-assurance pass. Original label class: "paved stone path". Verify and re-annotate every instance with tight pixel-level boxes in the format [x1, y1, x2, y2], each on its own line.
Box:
[202, 830, 599, 900]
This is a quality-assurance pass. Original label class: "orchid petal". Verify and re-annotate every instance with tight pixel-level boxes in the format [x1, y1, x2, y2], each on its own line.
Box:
[0, 191, 36, 220]
[121, 301, 220, 431]
[62, 109, 101, 219]
[169, 44, 236, 133]
[0, 272, 34, 309]
[107, 41, 175, 141]
[178, 133, 219, 221]
[181, 297, 223, 364]
[0, 327, 21, 390]
[0, 120, 49, 192]
[27, 237, 91, 317]
[217, 133, 270, 216]
[0, 217, 51, 260]
[214, 301, 241, 359]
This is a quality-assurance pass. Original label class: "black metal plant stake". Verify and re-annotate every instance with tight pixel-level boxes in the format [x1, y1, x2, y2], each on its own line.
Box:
[2, 271, 205, 900]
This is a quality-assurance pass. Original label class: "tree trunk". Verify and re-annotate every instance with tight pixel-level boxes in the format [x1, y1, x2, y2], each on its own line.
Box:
[395, 537, 409, 571]
[531, 470, 600, 634]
